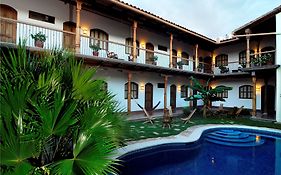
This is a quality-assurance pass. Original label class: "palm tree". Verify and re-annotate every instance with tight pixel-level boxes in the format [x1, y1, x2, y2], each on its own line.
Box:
[185, 76, 232, 118]
[0, 43, 127, 174]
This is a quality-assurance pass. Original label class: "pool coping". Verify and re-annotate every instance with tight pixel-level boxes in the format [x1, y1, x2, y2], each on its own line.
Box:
[114, 124, 281, 158]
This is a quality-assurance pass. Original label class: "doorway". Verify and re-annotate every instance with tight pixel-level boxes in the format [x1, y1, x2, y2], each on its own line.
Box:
[145, 83, 153, 111]
[0, 4, 17, 43]
[261, 85, 275, 118]
[170, 84, 176, 112]
[63, 21, 76, 50]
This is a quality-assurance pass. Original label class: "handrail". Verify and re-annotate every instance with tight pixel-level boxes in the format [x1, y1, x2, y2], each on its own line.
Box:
[0, 16, 75, 35]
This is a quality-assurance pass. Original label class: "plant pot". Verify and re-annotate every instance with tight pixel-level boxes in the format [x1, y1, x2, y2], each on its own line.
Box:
[92, 51, 99, 56]
[34, 40, 44, 48]
[178, 65, 183, 69]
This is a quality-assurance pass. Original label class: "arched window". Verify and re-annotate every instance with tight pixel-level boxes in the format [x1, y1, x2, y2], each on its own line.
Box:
[239, 85, 253, 99]
[125, 38, 139, 56]
[261, 46, 275, 62]
[182, 52, 189, 65]
[239, 50, 254, 65]
[125, 82, 138, 99]
[216, 85, 228, 98]
[172, 49, 177, 68]
[90, 29, 108, 50]
[180, 85, 188, 98]
[145, 42, 154, 64]
[0, 4, 17, 43]
[215, 54, 228, 67]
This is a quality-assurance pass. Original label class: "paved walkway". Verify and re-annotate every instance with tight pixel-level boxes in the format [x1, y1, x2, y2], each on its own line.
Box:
[126, 109, 184, 121]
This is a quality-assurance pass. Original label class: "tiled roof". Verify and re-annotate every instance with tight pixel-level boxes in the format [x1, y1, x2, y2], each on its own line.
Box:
[111, 0, 217, 43]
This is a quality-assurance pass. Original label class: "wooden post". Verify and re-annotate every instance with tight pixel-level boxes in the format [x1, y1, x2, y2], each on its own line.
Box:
[245, 28, 251, 68]
[127, 72, 132, 113]
[189, 78, 193, 108]
[252, 72, 256, 116]
[195, 44, 199, 72]
[132, 21, 137, 62]
[164, 75, 168, 112]
[263, 78, 268, 116]
[211, 52, 215, 74]
[75, 0, 82, 54]
[169, 34, 173, 68]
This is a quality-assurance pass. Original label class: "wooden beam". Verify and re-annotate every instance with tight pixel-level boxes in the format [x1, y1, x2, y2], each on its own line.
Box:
[169, 33, 173, 68]
[245, 28, 251, 68]
[75, 0, 82, 54]
[195, 44, 199, 72]
[132, 21, 137, 62]
[252, 72, 256, 116]
[127, 72, 132, 113]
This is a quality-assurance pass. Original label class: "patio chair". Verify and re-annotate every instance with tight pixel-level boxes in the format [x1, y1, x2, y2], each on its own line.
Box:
[181, 108, 197, 124]
[235, 106, 244, 118]
[143, 108, 154, 124]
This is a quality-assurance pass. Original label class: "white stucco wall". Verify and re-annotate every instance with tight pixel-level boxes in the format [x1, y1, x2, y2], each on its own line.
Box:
[95, 68, 191, 112]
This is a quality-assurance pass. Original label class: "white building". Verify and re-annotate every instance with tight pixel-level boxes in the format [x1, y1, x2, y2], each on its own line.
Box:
[0, 0, 280, 122]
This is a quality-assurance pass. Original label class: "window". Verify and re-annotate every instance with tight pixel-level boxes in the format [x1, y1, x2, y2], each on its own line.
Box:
[29, 11, 55, 24]
[90, 29, 108, 50]
[239, 85, 253, 99]
[157, 83, 165, 88]
[180, 85, 188, 98]
[239, 50, 254, 64]
[158, 45, 167, 52]
[216, 86, 228, 98]
[125, 82, 138, 99]
[125, 38, 139, 56]
[181, 52, 189, 65]
[215, 54, 228, 67]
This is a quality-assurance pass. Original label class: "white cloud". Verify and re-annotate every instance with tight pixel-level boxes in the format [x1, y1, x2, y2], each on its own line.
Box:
[122, 0, 281, 39]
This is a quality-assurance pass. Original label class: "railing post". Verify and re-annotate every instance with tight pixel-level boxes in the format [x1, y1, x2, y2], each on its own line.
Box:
[252, 71, 256, 117]
[245, 28, 251, 68]
[132, 21, 137, 62]
[169, 34, 173, 68]
[75, 0, 82, 54]
[195, 44, 199, 72]
[127, 72, 132, 114]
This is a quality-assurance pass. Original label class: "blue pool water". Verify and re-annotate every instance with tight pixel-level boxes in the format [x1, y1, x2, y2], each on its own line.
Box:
[117, 128, 281, 175]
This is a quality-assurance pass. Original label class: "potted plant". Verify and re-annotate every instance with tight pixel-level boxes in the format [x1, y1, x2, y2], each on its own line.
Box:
[197, 64, 203, 72]
[152, 55, 158, 65]
[177, 61, 184, 69]
[251, 58, 260, 67]
[259, 54, 273, 65]
[90, 43, 101, 56]
[219, 65, 229, 73]
[240, 61, 246, 68]
[31, 32, 47, 48]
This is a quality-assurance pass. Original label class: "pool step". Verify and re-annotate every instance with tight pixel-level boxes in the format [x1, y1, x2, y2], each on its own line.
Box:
[205, 129, 265, 147]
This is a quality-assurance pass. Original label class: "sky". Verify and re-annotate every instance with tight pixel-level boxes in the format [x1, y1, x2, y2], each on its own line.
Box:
[122, 0, 281, 40]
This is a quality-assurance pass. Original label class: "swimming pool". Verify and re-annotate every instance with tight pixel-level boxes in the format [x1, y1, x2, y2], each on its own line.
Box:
[116, 127, 281, 175]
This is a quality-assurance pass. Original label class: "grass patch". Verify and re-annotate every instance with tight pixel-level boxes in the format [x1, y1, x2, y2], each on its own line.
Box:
[125, 114, 281, 141]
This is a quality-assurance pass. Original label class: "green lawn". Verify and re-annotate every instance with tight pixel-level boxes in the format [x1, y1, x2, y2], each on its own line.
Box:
[125, 114, 281, 142]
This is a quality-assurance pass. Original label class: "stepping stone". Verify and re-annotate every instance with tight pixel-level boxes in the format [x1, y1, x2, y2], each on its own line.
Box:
[140, 126, 145, 129]
[163, 132, 170, 135]
[130, 125, 135, 128]
[174, 124, 180, 127]
[140, 136, 145, 138]
[174, 128, 181, 131]
[153, 132, 159, 135]
[139, 131, 145, 133]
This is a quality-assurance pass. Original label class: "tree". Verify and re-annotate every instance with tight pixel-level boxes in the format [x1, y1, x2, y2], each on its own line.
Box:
[0, 43, 127, 175]
[185, 76, 232, 118]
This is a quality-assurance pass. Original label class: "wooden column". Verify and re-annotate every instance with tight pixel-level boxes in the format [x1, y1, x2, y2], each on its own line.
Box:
[189, 79, 193, 108]
[252, 72, 256, 116]
[132, 21, 137, 62]
[169, 34, 173, 68]
[75, 0, 82, 54]
[263, 78, 268, 116]
[245, 28, 251, 68]
[211, 52, 215, 73]
[195, 44, 199, 72]
[127, 72, 132, 113]
[164, 75, 168, 112]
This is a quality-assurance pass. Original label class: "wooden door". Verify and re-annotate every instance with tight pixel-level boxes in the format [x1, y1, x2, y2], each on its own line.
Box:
[170, 84, 176, 112]
[0, 4, 17, 43]
[261, 85, 275, 118]
[204, 56, 212, 73]
[145, 83, 153, 111]
[63, 21, 76, 50]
